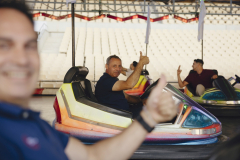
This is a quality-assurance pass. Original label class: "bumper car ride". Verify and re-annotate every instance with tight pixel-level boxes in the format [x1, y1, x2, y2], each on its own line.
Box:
[185, 75, 240, 116]
[53, 67, 222, 145]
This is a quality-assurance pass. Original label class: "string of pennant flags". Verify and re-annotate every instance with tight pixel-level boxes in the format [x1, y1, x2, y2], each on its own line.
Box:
[32, 12, 199, 23]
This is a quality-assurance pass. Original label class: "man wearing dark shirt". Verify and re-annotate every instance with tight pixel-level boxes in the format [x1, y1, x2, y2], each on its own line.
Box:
[0, 1, 177, 159]
[177, 59, 218, 96]
[95, 54, 149, 112]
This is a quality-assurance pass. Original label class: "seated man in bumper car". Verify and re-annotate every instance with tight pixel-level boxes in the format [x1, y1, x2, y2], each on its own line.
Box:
[177, 59, 218, 96]
[95, 53, 149, 117]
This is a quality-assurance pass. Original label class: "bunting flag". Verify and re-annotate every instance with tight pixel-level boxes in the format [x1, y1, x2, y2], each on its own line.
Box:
[174, 15, 199, 23]
[33, 12, 199, 23]
[33, 12, 169, 22]
[198, 0, 206, 42]
[145, 5, 151, 44]
[38, 13, 105, 21]
[107, 14, 168, 22]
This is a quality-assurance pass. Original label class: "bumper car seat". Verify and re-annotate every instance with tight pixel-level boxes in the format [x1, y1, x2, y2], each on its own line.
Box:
[64, 66, 98, 103]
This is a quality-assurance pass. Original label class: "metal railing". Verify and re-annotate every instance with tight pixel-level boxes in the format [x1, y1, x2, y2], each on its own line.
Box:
[37, 80, 178, 89]
[27, 0, 240, 15]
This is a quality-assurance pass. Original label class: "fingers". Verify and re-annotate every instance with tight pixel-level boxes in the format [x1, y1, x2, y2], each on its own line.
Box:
[140, 51, 142, 57]
[156, 74, 167, 92]
[178, 65, 181, 70]
[157, 92, 173, 109]
[148, 74, 167, 102]
[157, 92, 177, 121]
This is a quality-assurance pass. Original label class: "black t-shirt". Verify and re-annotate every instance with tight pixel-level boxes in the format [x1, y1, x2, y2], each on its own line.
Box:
[184, 69, 215, 91]
[95, 73, 129, 111]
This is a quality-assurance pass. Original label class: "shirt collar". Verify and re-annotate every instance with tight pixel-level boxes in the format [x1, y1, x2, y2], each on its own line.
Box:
[104, 72, 111, 76]
[104, 72, 119, 80]
[0, 101, 40, 119]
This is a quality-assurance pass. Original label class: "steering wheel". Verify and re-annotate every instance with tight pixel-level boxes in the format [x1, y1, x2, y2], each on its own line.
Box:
[235, 75, 240, 83]
[140, 79, 159, 99]
[231, 75, 240, 87]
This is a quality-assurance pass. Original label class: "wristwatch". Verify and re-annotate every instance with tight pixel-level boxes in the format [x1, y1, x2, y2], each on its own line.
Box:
[136, 114, 155, 133]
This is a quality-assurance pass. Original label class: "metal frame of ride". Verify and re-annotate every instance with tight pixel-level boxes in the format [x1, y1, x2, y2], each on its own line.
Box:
[27, 0, 240, 16]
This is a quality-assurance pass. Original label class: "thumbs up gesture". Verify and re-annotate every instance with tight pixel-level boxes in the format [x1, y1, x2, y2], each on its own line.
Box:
[177, 65, 182, 76]
[145, 75, 177, 124]
[139, 51, 149, 65]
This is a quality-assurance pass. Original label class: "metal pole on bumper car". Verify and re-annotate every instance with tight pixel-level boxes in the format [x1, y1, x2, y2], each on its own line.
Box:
[71, 2, 76, 67]
[202, 39, 203, 61]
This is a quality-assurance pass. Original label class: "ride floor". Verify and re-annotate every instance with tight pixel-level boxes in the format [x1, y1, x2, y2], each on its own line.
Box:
[30, 96, 240, 160]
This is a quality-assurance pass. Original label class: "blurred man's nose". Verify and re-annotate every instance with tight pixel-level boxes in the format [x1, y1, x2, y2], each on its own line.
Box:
[11, 46, 29, 66]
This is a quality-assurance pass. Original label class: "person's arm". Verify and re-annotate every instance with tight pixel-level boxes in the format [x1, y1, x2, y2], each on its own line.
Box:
[65, 75, 177, 160]
[124, 92, 141, 103]
[112, 51, 149, 91]
[65, 120, 148, 160]
[177, 65, 189, 88]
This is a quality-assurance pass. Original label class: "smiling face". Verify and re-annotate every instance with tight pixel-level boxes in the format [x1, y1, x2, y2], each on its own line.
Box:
[192, 61, 201, 71]
[105, 58, 122, 78]
[0, 9, 39, 106]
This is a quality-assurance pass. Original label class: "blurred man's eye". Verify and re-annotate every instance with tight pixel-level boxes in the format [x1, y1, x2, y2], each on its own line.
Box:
[26, 43, 37, 50]
[0, 43, 10, 50]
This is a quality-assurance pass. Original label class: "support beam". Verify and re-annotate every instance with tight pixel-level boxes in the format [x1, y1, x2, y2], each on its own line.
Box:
[230, 0, 232, 14]
[71, 3, 75, 67]
[31, 9, 240, 16]
[195, 0, 198, 13]
[99, 0, 102, 14]
[84, 0, 86, 11]
[172, 0, 175, 14]
[144, 0, 146, 12]
[114, 0, 116, 10]
[25, 1, 240, 9]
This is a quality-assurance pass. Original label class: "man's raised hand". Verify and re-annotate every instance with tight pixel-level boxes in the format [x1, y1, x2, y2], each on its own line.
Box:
[177, 65, 182, 76]
[146, 74, 177, 124]
[139, 51, 149, 65]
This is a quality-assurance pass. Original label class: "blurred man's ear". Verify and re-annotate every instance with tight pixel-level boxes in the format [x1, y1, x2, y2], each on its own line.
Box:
[105, 64, 108, 70]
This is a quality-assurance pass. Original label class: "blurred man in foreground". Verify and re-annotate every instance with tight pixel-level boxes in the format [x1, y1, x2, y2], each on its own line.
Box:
[0, 1, 177, 160]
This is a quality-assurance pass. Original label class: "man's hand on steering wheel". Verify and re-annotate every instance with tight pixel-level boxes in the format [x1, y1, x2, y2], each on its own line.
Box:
[143, 75, 177, 126]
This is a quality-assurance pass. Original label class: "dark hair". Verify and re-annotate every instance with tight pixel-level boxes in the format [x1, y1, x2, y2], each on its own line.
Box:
[133, 61, 138, 67]
[106, 55, 121, 65]
[194, 59, 204, 65]
[0, 0, 34, 25]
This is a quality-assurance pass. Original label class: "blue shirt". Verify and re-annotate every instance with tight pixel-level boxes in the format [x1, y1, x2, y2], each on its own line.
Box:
[95, 73, 129, 111]
[0, 102, 69, 160]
